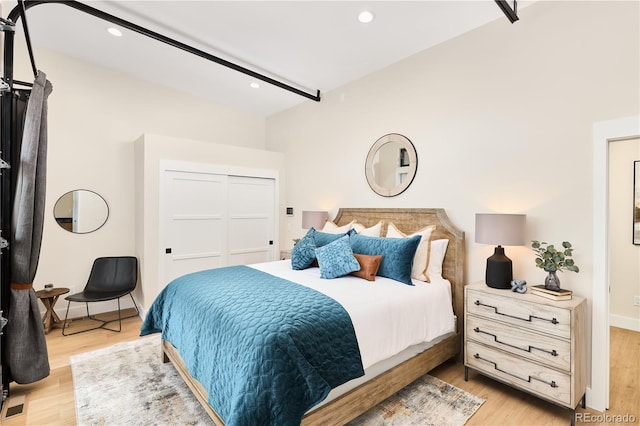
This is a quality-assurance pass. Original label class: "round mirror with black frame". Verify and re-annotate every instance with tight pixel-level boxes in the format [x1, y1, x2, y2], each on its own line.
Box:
[53, 189, 109, 234]
[365, 133, 418, 197]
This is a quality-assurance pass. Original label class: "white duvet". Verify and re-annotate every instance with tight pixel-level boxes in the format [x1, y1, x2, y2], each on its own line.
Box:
[251, 260, 456, 369]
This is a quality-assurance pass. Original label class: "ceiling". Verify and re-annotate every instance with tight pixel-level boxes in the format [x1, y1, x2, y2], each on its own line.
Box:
[10, 1, 531, 117]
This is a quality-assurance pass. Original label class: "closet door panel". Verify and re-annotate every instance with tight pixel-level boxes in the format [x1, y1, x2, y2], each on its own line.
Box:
[227, 176, 275, 266]
[163, 171, 227, 283]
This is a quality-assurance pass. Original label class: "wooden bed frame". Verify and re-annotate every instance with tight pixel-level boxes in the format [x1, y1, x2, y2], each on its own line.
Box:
[162, 207, 466, 425]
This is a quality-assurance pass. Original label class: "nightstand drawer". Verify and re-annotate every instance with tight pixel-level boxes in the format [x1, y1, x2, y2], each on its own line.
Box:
[466, 315, 571, 371]
[467, 341, 571, 406]
[467, 289, 571, 339]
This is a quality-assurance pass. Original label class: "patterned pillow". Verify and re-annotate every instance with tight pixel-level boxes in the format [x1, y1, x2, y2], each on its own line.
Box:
[315, 235, 361, 279]
[291, 230, 317, 270]
[350, 254, 383, 281]
[349, 233, 421, 285]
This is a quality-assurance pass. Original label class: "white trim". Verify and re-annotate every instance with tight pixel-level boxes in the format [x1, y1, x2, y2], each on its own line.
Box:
[160, 159, 279, 180]
[609, 314, 640, 332]
[592, 115, 640, 412]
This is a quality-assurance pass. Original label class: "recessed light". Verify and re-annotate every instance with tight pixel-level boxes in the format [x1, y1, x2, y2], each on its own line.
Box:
[358, 11, 374, 24]
[107, 27, 123, 37]
[250, 82, 260, 89]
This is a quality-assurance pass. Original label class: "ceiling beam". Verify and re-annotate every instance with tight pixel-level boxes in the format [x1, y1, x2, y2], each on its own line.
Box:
[495, 0, 519, 23]
[7, 0, 322, 102]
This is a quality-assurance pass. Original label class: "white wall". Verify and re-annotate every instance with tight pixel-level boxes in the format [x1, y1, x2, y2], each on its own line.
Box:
[10, 47, 267, 318]
[269, 1, 639, 289]
[609, 138, 640, 331]
[266, 0, 639, 403]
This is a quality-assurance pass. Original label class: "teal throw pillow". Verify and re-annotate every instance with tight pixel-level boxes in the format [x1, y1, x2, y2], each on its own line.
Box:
[291, 230, 317, 270]
[313, 228, 352, 247]
[349, 233, 421, 285]
[315, 235, 361, 279]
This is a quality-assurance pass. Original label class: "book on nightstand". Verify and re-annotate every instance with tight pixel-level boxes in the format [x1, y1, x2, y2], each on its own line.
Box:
[530, 285, 573, 301]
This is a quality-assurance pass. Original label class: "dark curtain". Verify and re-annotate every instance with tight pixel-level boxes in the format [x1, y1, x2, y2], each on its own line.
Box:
[11, 90, 30, 186]
[0, 86, 30, 395]
[6, 71, 52, 384]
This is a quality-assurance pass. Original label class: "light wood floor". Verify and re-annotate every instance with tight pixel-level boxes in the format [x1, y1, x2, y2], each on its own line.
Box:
[2, 310, 143, 426]
[2, 316, 638, 425]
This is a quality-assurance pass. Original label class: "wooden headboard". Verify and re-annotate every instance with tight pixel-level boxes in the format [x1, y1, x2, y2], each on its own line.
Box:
[333, 208, 466, 335]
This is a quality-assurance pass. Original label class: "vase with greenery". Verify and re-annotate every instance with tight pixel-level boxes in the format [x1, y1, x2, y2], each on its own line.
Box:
[531, 240, 579, 291]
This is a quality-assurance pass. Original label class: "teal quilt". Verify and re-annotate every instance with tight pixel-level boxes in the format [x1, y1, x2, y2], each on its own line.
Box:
[141, 265, 364, 425]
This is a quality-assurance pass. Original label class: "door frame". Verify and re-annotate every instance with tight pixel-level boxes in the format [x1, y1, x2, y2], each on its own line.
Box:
[591, 115, 640, 411]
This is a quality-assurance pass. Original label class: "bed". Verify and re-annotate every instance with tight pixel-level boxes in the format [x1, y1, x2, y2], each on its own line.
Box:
[143, 208, 465, 425]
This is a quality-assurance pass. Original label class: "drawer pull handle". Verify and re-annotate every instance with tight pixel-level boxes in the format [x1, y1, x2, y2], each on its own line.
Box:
[473, 353, 558, 388]
[473, 327, 558, 357]
[474, 300, 559, 325]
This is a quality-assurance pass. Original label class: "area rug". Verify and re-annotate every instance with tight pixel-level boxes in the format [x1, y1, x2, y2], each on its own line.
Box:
[345, 375, 484, 426]
[71, 335, 484, 425]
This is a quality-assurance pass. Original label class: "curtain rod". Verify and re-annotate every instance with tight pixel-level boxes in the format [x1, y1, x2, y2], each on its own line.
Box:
[13, 80, 33, 88]
[7, 0, 322, 102]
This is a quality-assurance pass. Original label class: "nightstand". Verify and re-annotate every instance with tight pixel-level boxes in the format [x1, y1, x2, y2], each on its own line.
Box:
[464, 281, 587, 426]
[280, 250, 291, 260]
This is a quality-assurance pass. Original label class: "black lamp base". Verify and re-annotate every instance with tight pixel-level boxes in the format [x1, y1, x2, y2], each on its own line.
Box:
[485, 246, 513, 289]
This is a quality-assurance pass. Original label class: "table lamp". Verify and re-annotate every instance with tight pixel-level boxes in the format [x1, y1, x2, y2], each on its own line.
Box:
[301, 211, 329, 230]
[475, 213, 526, 289]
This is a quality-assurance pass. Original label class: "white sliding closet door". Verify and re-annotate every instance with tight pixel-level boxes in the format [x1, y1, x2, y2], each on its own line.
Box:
[227, 176, 275, 266]
[163, 171, 228, 283]
[160, 166, 277, 286]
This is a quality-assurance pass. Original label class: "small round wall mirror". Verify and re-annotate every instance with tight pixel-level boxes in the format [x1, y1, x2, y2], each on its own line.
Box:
[365, 133, 418, 197]
[53, 189, 109, 234]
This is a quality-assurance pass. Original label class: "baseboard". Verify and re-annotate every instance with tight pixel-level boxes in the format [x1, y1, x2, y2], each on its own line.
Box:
[585, 385, 606, 412]
[139, 306, 149, 320]
[609, 314, 640, 332]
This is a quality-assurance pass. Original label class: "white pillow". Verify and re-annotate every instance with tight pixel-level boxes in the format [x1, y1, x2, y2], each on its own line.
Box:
[385, 222, 435, 282]
[321, 220, 355, 234]
[352, 220, 383, 237]
[426, 239, 449, 282]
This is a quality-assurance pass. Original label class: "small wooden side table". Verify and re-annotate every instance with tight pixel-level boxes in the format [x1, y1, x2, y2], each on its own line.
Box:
[35, 287, 70, 334]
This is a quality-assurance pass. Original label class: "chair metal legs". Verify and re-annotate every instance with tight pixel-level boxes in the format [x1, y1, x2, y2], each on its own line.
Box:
[61, 294, 140, 336]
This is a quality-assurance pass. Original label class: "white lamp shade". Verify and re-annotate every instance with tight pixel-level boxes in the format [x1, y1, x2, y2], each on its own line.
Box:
[475, 213, 526, 246]
[302, 211, 329, 230]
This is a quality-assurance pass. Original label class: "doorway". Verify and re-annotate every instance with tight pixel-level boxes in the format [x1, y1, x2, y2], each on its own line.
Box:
[608, 138, 640, 331]
[592, 116, 640, 411]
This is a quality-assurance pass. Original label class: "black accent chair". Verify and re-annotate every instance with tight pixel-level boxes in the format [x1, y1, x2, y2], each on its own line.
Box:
[62, 256, 139, 336]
